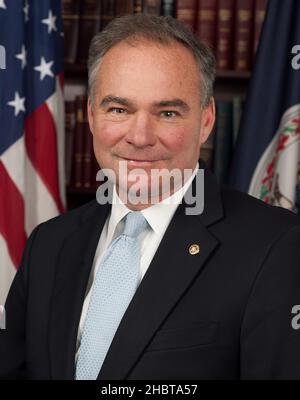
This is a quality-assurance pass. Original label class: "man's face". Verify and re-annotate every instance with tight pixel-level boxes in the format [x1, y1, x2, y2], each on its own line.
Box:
[88, 39, 215, 207]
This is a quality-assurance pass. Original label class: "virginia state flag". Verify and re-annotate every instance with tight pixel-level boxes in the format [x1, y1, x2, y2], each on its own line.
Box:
[229, 0, 300, 211]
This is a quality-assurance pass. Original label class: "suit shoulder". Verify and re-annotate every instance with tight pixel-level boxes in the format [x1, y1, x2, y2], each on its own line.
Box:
[221, 184, 300, 231]
[32, 199, 104, 238]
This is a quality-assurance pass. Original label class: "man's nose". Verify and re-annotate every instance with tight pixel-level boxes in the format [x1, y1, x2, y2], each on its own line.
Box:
[125, 111, 156, 148]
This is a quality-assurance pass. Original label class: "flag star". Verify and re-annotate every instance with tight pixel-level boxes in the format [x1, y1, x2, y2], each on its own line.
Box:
[34, 57, 54, 80]
[15, 45, 27, 69]
[0, 0, 6, 9]
[7, 92, 26, 116]
[23, 0, 29, 21]
[42, 10, 57, 34]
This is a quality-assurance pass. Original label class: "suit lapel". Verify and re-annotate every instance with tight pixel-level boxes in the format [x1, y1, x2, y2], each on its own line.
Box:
[48, 201, 111, 379]
[98, 165, 224, 380]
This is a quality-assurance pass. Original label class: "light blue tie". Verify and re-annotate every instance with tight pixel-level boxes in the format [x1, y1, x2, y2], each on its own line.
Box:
[75, 211, 148, 380]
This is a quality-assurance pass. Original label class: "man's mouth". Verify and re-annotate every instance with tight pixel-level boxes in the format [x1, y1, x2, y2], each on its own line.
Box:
[118, 156, 159, 165]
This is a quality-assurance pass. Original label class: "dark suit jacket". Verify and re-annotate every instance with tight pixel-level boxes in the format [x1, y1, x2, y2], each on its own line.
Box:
[1, 165, 300, 380]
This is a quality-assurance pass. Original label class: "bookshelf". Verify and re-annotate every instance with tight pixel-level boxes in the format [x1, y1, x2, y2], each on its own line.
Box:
[63, 0, 267, 210]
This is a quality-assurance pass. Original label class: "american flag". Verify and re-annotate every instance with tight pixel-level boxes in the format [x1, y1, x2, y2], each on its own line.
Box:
[0, 0, 65, 305]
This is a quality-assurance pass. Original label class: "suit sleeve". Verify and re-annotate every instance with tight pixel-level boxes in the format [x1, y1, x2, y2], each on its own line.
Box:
[0, 226, 40, 379]
[240, 224, 300, 379]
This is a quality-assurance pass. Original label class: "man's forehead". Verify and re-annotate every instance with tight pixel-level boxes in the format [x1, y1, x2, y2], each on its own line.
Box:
[93, 38, 202, 104]
[100, 37, 196, 66]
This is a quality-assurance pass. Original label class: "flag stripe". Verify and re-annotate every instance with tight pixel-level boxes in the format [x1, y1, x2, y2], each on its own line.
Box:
[0, 234, 16, 305]
[46, 75, 66, 208]
[0, 137, 25, 197]
[0, 161, 27, 267]
[24, 154, 60, 235]
[24, 103, 64, 214]
[0, 136, 60, 235]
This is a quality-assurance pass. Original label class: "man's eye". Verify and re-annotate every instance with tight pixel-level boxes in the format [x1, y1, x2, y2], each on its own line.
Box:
[161, 110, 178, 118]
[108, 107, 126, 114]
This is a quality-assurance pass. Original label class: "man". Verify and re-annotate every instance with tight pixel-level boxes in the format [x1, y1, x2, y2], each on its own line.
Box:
[1, 13, 300, 380]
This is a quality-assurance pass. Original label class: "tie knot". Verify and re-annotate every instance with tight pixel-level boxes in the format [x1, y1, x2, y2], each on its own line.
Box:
[122, 211, 148, 238]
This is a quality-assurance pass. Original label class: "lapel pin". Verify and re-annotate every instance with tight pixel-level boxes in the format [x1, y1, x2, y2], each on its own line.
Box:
[189, 244, 200, 255]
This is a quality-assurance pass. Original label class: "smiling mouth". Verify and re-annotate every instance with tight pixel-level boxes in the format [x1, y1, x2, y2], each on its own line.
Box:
[118, 156, 159, 163]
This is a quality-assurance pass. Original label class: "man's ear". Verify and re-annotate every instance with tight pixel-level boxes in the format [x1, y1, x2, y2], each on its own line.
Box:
[200, 97, 216, 144]
[87, 96, 94, 135]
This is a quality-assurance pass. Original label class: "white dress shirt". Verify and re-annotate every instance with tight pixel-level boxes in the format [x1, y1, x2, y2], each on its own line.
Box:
[76, 163, 199, 355]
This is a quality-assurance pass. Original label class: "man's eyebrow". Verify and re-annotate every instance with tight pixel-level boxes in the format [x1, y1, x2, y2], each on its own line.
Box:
[153, 99, 190, 113]
[99, 95, 190, 113]
[99, 95, 135, 108]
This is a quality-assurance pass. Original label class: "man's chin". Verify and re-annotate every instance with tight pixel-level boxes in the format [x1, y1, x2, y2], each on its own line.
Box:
[116, 179, 177, 206]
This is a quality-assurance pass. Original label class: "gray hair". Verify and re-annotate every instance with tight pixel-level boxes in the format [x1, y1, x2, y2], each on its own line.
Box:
[88, 13, 216, 108]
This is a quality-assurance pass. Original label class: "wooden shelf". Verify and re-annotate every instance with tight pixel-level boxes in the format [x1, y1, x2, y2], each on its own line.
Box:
[216, 70, 251, 80]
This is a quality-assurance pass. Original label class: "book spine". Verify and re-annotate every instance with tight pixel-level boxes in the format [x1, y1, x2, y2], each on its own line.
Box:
[92, 155, 100, 190]
[115, 0, 134, 16]
[200, 146, 214, 169]
[232, 96, 243, 147]
[77, 0, 102, 64]
[101, 0, 116, 30]
[216, 0, 235, 70]
[65, 100, 76, 186]
[234, 0, 254, 71]
[71, 96, 87, 188]
[162, 0, 176, 16]
[83, 117, 93, 189]
[253, 0, 268, 55]
[142, 0, 162, 14]
[134, 0, 143, 13]
[62, 0, 81, 63]
[213, 100, 233, 183]
[176, 0, 198, 32]
[196, 0, 217, 50]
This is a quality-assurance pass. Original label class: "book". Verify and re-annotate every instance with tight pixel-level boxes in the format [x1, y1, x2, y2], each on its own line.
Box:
[216, 0, 235, 70]
[115, 0, 134, 16]
[200, 145, 214, 169]
[254, 0, 268, 55]
[200, 120, 215, 170]
[142, 0, 162, 14]
[71, 95, 87, 188]
[234, 0, 254, 71]
[92, 155, 100, 190]
[176, 0, 198, 32]
[162, 0, 176, 16]
[101, 0, 116, 30]
[62, 0, 81, 63]
[213, 100, 233, 183]
[77, 0, 102, 64]
[196, 0, 217, 50]
[232, 96, 243, 148]
[65, 100, 76, 186]
[83, 117, 93, 189]
[134, 0, 143, 13]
